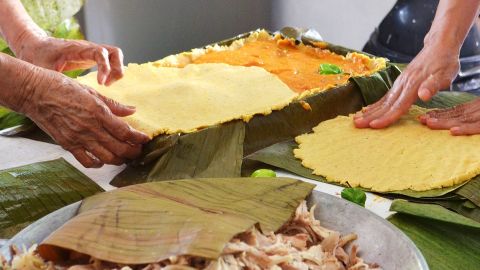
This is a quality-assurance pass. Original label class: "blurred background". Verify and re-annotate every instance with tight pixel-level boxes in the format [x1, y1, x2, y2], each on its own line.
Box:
[79, 0, 396, 63]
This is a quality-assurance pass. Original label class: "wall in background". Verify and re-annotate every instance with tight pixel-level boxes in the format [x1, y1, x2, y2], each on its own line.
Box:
[271, 0, 395, 50]
[83, 0, 273, 63]
[82, 0, 396, 63]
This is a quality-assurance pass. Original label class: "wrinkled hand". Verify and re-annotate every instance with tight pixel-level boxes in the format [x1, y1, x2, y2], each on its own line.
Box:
[419, 98, 480, 135]
[16, 35, 124, 86]
[23, 69, 150, 168]
[354, 44, 460, 129]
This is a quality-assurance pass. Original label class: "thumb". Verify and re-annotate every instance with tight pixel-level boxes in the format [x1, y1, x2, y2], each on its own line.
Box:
[417, 74, 440, 101]
[98, 94, 136, 117]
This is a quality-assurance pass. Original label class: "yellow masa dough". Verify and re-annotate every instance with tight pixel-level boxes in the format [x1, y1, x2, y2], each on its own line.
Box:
[294, 107, 480, 192]
[77, 63, 297, 137]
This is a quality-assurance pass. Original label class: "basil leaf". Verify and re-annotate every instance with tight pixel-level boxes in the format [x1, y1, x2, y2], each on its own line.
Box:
[341, 187, 366, 207]
[319, 63, 343, 75]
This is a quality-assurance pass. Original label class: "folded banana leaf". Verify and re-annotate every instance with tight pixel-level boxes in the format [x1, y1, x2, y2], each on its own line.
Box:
[38, 177, 314, 264]
[110, 30, 400, 187]
[111, 121, 245, 187]
[388, 208, 480, 270]
[0, 158, 103, 238]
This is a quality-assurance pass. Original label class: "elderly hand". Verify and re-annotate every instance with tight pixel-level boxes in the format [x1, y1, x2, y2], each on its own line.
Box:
[9, 61, 150, 168]
[353, 44, 460, 129]
[15, 34, 124, 86]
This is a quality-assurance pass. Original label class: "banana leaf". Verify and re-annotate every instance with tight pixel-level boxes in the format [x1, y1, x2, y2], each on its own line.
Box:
[38, 177, 315, 264]
[390, 200, 480, 229]
[456, 177, 480, 207]
[0, 158, 103, 238]
[111, 121, 245, 187]
[388, 214, 480, 270]
[110, 31, 399, 187]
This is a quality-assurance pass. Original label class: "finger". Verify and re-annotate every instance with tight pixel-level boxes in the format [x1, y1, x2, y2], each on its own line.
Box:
[84, 141, 125, 165]
[70, 148, 103, 168]
[94, 47, 111, 85]
[95, 92, 136, 117]
[103, 46, 125, 86]
[354, 93, 398, 128]
[417, 74, 440, 101]
[451, 123, 480, 136]
[368, 94, 414, 129]
[101, 113, 150, 144]
[424, 117, 462, 130]
[101, 134, 143, 160]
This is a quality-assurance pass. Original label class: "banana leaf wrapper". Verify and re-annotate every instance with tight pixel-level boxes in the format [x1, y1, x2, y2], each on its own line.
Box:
[388, 201, 480, 270]
[0, 158, 103, 238]
[111, 31, 400, 187]
[38, 177, 315, 265]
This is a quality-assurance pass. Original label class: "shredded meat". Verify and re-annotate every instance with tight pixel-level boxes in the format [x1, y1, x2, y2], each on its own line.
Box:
[2, 201, 380, 270]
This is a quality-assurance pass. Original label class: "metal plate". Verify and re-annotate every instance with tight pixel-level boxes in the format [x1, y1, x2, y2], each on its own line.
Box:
[1, 191, 428, 269]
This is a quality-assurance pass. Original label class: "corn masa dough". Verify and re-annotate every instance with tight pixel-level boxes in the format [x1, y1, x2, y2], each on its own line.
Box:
[77, 63, 297, 137]
[294, 107, 480, 192]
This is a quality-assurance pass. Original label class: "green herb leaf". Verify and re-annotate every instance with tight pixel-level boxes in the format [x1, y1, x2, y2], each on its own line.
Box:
[251, 169, 276, 178]
[341, 187, 366, 207]
[319, 63, 343, 75]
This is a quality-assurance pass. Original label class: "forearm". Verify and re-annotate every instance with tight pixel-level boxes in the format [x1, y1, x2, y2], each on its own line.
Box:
[0, 0, 46, 54]
[0, 52, 46, 113]
[425, 0, 480, 53]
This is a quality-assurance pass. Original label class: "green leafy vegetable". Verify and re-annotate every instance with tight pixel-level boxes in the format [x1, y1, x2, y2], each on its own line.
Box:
[341, 187, 366, 207]
[319, 63, 343, 75]
[251, 169, 276, 178]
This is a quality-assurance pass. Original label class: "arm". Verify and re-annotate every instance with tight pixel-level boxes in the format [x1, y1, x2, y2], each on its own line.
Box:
[0, 0, 123, 85]
[0, 53, 149, 167]
[354, 0, 480, 129]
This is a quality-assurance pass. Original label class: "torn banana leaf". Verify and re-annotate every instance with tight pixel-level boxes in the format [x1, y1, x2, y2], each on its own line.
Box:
[38, 177, 315, 264]
[110, 31, 400, 187]
[388, 213, 480, 270]
[0, 158, 103, 238]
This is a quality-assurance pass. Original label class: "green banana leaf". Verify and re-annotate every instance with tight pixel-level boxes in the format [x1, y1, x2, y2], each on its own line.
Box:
[0, 158, 103, 238]
[388, 214, 480, 270]
[390, 200, 480, 229]
[38, 177, 315, 264]
[111, 121, 245, 187]
[0, 1, 85, 136]
[456, 177, 480, 207]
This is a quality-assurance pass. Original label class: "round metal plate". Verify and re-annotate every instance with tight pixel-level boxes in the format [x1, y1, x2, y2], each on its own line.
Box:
[1, 191, 428, 269]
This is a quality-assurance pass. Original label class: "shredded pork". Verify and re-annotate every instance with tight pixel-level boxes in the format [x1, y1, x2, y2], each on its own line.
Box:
[1, 201, 380, 270]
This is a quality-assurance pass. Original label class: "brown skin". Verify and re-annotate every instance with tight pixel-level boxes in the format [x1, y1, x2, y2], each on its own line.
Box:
[0, 0, 149, 167]
[354, 0, 480, 135]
